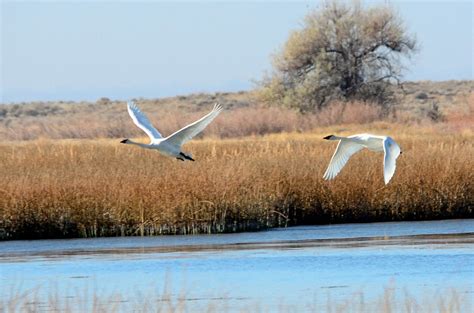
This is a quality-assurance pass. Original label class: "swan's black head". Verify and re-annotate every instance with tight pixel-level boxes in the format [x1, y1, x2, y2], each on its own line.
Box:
[120, 139, 129, 144]
[323, 135, 334, 140]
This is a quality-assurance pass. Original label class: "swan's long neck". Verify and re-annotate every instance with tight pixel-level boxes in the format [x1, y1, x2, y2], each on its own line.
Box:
[121, 139, 152, 149]
[323, 135, 346, 141]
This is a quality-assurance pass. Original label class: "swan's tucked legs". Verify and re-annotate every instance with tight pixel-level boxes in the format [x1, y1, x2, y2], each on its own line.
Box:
[179, 152, 195, 161]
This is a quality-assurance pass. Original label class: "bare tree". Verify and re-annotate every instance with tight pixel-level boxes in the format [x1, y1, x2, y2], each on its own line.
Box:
[258, 0, 417, 112]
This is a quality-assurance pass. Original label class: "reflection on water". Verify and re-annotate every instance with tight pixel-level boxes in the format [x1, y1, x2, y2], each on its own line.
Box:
[1, 219, 473, 312]
[1, 233, 473, 262]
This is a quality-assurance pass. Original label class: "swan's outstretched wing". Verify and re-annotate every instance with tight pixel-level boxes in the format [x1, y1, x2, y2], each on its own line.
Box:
[383, 137, 401, 184]
[323, 141, 364, 180]
[164, 103, 223, 147]
[127, 101, 163, 141]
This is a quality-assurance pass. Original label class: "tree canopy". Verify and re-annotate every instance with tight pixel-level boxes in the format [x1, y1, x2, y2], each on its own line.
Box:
[259, 0, 417, 112]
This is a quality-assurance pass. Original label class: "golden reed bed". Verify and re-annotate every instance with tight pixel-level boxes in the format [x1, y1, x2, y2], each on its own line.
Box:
[0, 124, 472, 239]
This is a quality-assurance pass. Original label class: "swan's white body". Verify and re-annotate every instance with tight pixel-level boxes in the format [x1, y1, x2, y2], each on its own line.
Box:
[323, 133, 402, 184]
[122, 101, 223, 161]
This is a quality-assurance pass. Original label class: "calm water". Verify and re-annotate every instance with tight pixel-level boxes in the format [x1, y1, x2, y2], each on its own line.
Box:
[1, 219, 473, 312]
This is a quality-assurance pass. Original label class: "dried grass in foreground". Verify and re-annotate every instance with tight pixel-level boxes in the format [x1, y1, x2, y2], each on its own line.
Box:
[0, 124, 473, 240]
[1, 283, 470, 313]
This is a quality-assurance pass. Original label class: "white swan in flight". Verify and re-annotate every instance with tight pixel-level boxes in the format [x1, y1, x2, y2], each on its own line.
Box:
[323, 134, 402, 184]
[121, 101, 223, 161]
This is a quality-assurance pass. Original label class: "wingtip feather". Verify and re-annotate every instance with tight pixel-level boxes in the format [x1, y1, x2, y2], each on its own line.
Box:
[213, 102, 223, 112]
[212, 103, 223, 115]
[127, 100, 139, 111]
[322, 169, 333, 181]
[384, 173, 393, 185]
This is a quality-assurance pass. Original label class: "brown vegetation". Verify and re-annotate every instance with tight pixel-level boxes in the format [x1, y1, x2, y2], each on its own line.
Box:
[2, 283, 470, 313]
[0, 81, 472, 141]
[0, 81, 472, 240]
[0, 124, 472, 240]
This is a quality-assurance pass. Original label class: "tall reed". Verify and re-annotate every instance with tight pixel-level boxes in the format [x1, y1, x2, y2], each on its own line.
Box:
[1, 282, 470, 313]
[0, 124, 472, 240]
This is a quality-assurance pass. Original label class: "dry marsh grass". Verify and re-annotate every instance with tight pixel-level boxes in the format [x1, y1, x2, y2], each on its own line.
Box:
[0, 124, 472, 240]
[1, 283, 470, 313]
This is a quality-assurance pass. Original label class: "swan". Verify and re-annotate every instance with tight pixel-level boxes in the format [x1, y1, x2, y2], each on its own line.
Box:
[121, 101, 223, 161]
[322, 134, 402, 184]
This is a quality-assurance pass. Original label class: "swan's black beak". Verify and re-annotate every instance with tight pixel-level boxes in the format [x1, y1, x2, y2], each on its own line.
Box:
[400, 151, 403, 155]
[120, 139, 128, 144]
[323, 135, 333, 140]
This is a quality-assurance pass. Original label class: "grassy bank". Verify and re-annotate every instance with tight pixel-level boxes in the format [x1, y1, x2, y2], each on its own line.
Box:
[0, 124, 472, 240]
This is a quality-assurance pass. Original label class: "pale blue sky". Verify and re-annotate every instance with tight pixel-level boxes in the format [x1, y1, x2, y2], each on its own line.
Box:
[1, 1, 472, 103]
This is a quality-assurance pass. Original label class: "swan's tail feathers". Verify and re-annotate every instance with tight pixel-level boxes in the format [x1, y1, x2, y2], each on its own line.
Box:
[323, 135, 335, 140]
[120, 139, 129, 144]
[179, 152, 195, 162]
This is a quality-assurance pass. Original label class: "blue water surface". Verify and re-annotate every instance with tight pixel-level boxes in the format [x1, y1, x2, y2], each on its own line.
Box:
[1, 219, 473, 312]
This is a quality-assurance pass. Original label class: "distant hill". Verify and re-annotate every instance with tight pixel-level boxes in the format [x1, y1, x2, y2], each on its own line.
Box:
[0, 80, 472, 141]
